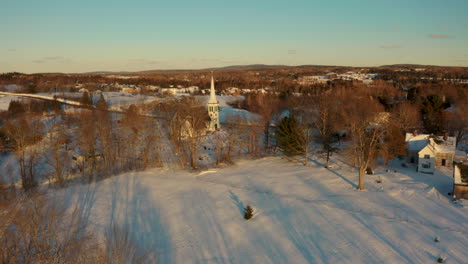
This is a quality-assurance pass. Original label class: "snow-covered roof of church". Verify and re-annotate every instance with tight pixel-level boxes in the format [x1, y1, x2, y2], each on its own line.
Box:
[405, 133, 456, 154]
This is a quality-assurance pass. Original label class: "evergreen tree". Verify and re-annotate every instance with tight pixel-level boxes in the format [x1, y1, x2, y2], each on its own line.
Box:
[244, 205, 254, 220]
[421, 94, 449, 134]
[81, 91, 92, 106]
[276, 115, 306, 157]
[96, 94, 108, 111]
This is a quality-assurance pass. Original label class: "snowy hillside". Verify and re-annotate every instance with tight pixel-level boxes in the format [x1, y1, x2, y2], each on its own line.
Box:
[53, 156, 468, 264]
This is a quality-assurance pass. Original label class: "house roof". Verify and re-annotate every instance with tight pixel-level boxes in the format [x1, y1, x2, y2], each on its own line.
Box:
[405, 133, 456, 154]
[454, 163, 468, 185]
[405, 134, 430, 152]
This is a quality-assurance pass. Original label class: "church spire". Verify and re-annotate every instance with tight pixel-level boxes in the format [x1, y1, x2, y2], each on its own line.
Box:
[207, 71, 220, 131]
[208, 71, 217, 104]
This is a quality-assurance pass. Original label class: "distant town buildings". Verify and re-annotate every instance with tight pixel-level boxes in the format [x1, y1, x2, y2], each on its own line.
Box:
[297, 71, 378, 85]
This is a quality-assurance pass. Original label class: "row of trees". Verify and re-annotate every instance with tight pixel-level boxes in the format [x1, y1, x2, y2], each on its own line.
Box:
[1, 85, 466, 190]
[157, 96, 265, 169]
[0, 99, 162, 189]
[0, 191, 154, 263]
[276, 87, 431, 190]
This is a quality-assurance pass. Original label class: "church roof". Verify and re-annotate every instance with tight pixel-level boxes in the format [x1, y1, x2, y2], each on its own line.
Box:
[208, 72, 218, 104]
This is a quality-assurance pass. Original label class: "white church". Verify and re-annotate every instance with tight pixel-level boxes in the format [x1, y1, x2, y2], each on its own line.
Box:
[207, 72, 220, 131]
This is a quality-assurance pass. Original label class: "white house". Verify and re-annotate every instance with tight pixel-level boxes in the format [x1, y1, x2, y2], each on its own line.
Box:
[406, 132, 456, 174]
[159, 87, 178, 95]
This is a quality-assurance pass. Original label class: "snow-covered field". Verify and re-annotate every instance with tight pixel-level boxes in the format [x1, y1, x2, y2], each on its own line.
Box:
[0, 94, 21, 110]
[52, 156, 468, 263]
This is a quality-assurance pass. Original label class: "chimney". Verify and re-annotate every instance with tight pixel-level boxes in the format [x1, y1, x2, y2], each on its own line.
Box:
[444, 132, 448, 140]
[413, 130, 419, 136]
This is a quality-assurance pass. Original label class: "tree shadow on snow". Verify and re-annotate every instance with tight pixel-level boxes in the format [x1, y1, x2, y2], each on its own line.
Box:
[229, 190, 245, 217]
[308, 157, 357, 189]
[107, 175, 172, 263]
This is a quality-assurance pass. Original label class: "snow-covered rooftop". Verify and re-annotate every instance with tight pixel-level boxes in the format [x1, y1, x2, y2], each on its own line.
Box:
[405, 133, 456, 154]
[454, 163, 468, 185]
[405, 134, 430, 152]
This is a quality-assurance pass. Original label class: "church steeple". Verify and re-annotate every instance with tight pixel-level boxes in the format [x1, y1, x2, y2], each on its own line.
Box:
[208, 71, 217, 104]
[207, 71, 220, 131]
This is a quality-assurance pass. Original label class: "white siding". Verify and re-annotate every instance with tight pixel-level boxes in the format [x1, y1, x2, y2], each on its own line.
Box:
[418, 146, 436, 174]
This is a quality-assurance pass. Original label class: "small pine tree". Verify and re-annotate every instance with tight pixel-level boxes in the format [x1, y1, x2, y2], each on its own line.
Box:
[244, 205, 254, 220]
[437, 256, 445, 263]
[276, 115, 306, 157]
[96, 94, 108, 110]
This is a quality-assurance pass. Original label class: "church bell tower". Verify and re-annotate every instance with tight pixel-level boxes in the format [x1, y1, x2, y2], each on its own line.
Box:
[207, 72, 220, 131]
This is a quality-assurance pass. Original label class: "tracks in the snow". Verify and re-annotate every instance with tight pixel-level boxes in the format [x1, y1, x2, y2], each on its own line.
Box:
[192, 176, 468, 235]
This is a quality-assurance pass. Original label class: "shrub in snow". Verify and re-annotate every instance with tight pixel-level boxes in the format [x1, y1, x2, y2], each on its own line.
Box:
[434, 237, 440, 242]
[437, 256, 445, 263]
[244, 205, 254, 220]
[366, 167, 373, 175]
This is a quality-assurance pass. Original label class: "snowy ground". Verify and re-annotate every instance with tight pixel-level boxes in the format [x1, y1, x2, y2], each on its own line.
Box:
[52, 156, 468, 264]
[0, 94, 22, 110]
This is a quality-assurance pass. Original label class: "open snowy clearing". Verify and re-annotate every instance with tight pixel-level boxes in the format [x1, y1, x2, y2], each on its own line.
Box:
[53, 156, 467, 263]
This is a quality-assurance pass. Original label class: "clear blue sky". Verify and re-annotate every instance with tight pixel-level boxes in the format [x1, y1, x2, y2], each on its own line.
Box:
[1, 0, 467, 73]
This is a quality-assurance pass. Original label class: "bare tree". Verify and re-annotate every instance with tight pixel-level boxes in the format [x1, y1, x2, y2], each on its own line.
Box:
[0, 194, 100, 263]
[213, 131, 226, 166]
[2, 116, 44, 190]
[343, 98, 386, 190]
[306, 94, 342, 168]
[120, 104, 161, 170]
[445, 102, 468, 146]
[95, 107, 116, 175]
[168, 97, 209, 169]
[0, 192, 155, 263]
[103, 224, 156, 264]
[240, 92, 281, 152]
[77, 110, 97, 180]
[139, 117, 161, 168]
[256, 93, 281, 151]
[45, 119, 71, 185]
[222, 116, 243, 163]
[380, 123, 406, 166]
[187, 103, 210, 169]
[391, 101, 421, 133]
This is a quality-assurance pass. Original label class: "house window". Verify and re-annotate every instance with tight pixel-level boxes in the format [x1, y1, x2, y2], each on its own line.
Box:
[424, 155, 430, 159]
[422, 163, 431, 169]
